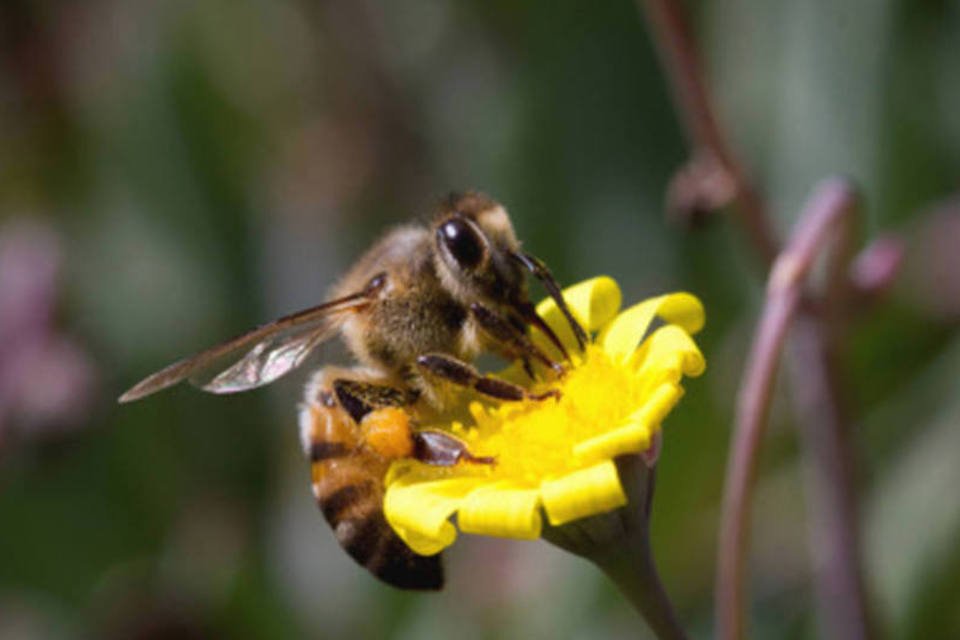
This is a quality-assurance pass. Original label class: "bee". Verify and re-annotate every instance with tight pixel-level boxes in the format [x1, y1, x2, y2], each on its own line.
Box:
[119, 191, 587, 590]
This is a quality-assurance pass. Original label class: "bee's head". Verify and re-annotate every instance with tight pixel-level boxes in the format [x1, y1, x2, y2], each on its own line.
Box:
[432, 191, 527, 307]
[433, 191, 587, 355]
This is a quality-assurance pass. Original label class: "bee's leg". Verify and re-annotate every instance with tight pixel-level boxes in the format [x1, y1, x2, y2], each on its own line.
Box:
[415, 353, 560, 402]
[332, 378, 419, 424]
[412, 430, 496, 467]
[469, 302, 564, 376]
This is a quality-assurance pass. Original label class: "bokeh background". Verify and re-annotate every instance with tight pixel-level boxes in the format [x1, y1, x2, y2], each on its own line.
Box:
[1, 0, 959, 638]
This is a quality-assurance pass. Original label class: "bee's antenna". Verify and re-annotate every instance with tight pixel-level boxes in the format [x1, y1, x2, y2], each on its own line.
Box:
[511, 252, 588, 351]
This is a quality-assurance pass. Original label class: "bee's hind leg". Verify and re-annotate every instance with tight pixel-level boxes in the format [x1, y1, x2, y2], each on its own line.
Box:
[300, 367, 418, 459]
[315, 369, 495, 468]
[332, 378, 420, 424]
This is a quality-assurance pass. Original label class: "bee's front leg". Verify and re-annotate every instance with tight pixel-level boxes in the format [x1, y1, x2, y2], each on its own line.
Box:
[469, 302, 564, 377]
[415, 353, 560, 403]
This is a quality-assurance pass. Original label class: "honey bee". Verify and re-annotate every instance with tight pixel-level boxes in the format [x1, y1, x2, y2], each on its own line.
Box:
[119, 192, 586, 590]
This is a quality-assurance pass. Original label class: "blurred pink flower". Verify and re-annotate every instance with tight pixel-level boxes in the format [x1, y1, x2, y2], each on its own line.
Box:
[0, 219, 96, 445]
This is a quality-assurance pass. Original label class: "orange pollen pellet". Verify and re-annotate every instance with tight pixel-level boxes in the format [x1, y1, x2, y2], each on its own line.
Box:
[361, 407, 414, 460]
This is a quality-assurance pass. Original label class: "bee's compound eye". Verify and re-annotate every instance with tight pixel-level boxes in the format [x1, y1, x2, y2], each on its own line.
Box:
[439, 217, 484, 270]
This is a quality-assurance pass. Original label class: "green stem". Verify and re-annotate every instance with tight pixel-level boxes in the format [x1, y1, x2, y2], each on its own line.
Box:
[594, 501, 689, 640]
[543, 455, 689, 640]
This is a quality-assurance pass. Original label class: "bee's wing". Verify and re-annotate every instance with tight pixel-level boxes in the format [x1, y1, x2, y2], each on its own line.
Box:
[118, 290, 372, 403]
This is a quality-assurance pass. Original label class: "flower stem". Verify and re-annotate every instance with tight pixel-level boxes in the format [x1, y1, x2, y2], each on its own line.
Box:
[715, 282, 800, 640]
[715, 180, 860, 639]
[634, 0, 779, 266]
[543, 455, 689, 640]
[787, 313, 874, 640]
[593, 479, 690, 640]
[635, 2, 880, 635]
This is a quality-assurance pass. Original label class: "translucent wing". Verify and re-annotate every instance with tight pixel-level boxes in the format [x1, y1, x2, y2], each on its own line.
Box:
[118, 289, 374, 403]
[192, 323, 333, 394]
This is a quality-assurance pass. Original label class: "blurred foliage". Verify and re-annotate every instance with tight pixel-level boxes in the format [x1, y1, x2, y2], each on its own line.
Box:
[0, 0, 958, 638]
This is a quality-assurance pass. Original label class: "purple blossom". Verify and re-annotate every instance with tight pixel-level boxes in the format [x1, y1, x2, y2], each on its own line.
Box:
[0, 219, 96, 445]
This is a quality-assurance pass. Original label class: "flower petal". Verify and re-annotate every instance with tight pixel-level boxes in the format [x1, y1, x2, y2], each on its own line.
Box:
[533, 276, 621, 355]
[632, 325, 707, 384]
[541, 461, 628, 526]
[458, 484, 542, 539]
[572, 382, 683, 462]
[598, 292, 704, 364]
[383, 474, 480, 555]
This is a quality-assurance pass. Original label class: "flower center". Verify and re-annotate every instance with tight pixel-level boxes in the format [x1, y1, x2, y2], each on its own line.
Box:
[413, 344, 641, 484]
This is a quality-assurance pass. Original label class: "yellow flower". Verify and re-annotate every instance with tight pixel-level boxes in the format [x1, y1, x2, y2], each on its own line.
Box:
[383, 276, 706, 556]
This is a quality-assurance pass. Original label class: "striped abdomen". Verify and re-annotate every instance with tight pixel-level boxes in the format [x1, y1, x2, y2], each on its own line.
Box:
[300, 373, 443, 590]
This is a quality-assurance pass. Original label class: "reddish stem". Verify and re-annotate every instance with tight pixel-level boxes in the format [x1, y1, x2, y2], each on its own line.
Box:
[787, 313, 873, 640]
[715, 285, 800, 640]
[715, 180, 861, 639]
[634, 2, 877, 636]
[635, 0, 780, 265]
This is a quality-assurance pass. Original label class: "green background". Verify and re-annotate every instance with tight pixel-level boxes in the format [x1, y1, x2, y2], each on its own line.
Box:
[1, 0, 958, 637]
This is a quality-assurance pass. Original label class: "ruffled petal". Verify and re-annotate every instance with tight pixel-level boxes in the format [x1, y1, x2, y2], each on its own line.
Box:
[458, 483, 542, 539]
[631, 325, 707, 386]
[540, 461, 628, 526]
[573, 382, 683, 462]
[598, 292, 705, 364]
[533, 276, 621, 355]
[383, 475, 480, 555]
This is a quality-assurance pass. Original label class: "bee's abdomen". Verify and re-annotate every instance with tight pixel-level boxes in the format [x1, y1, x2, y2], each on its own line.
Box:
[301, 369, 444, 590]
[320, 468, 442, 589]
